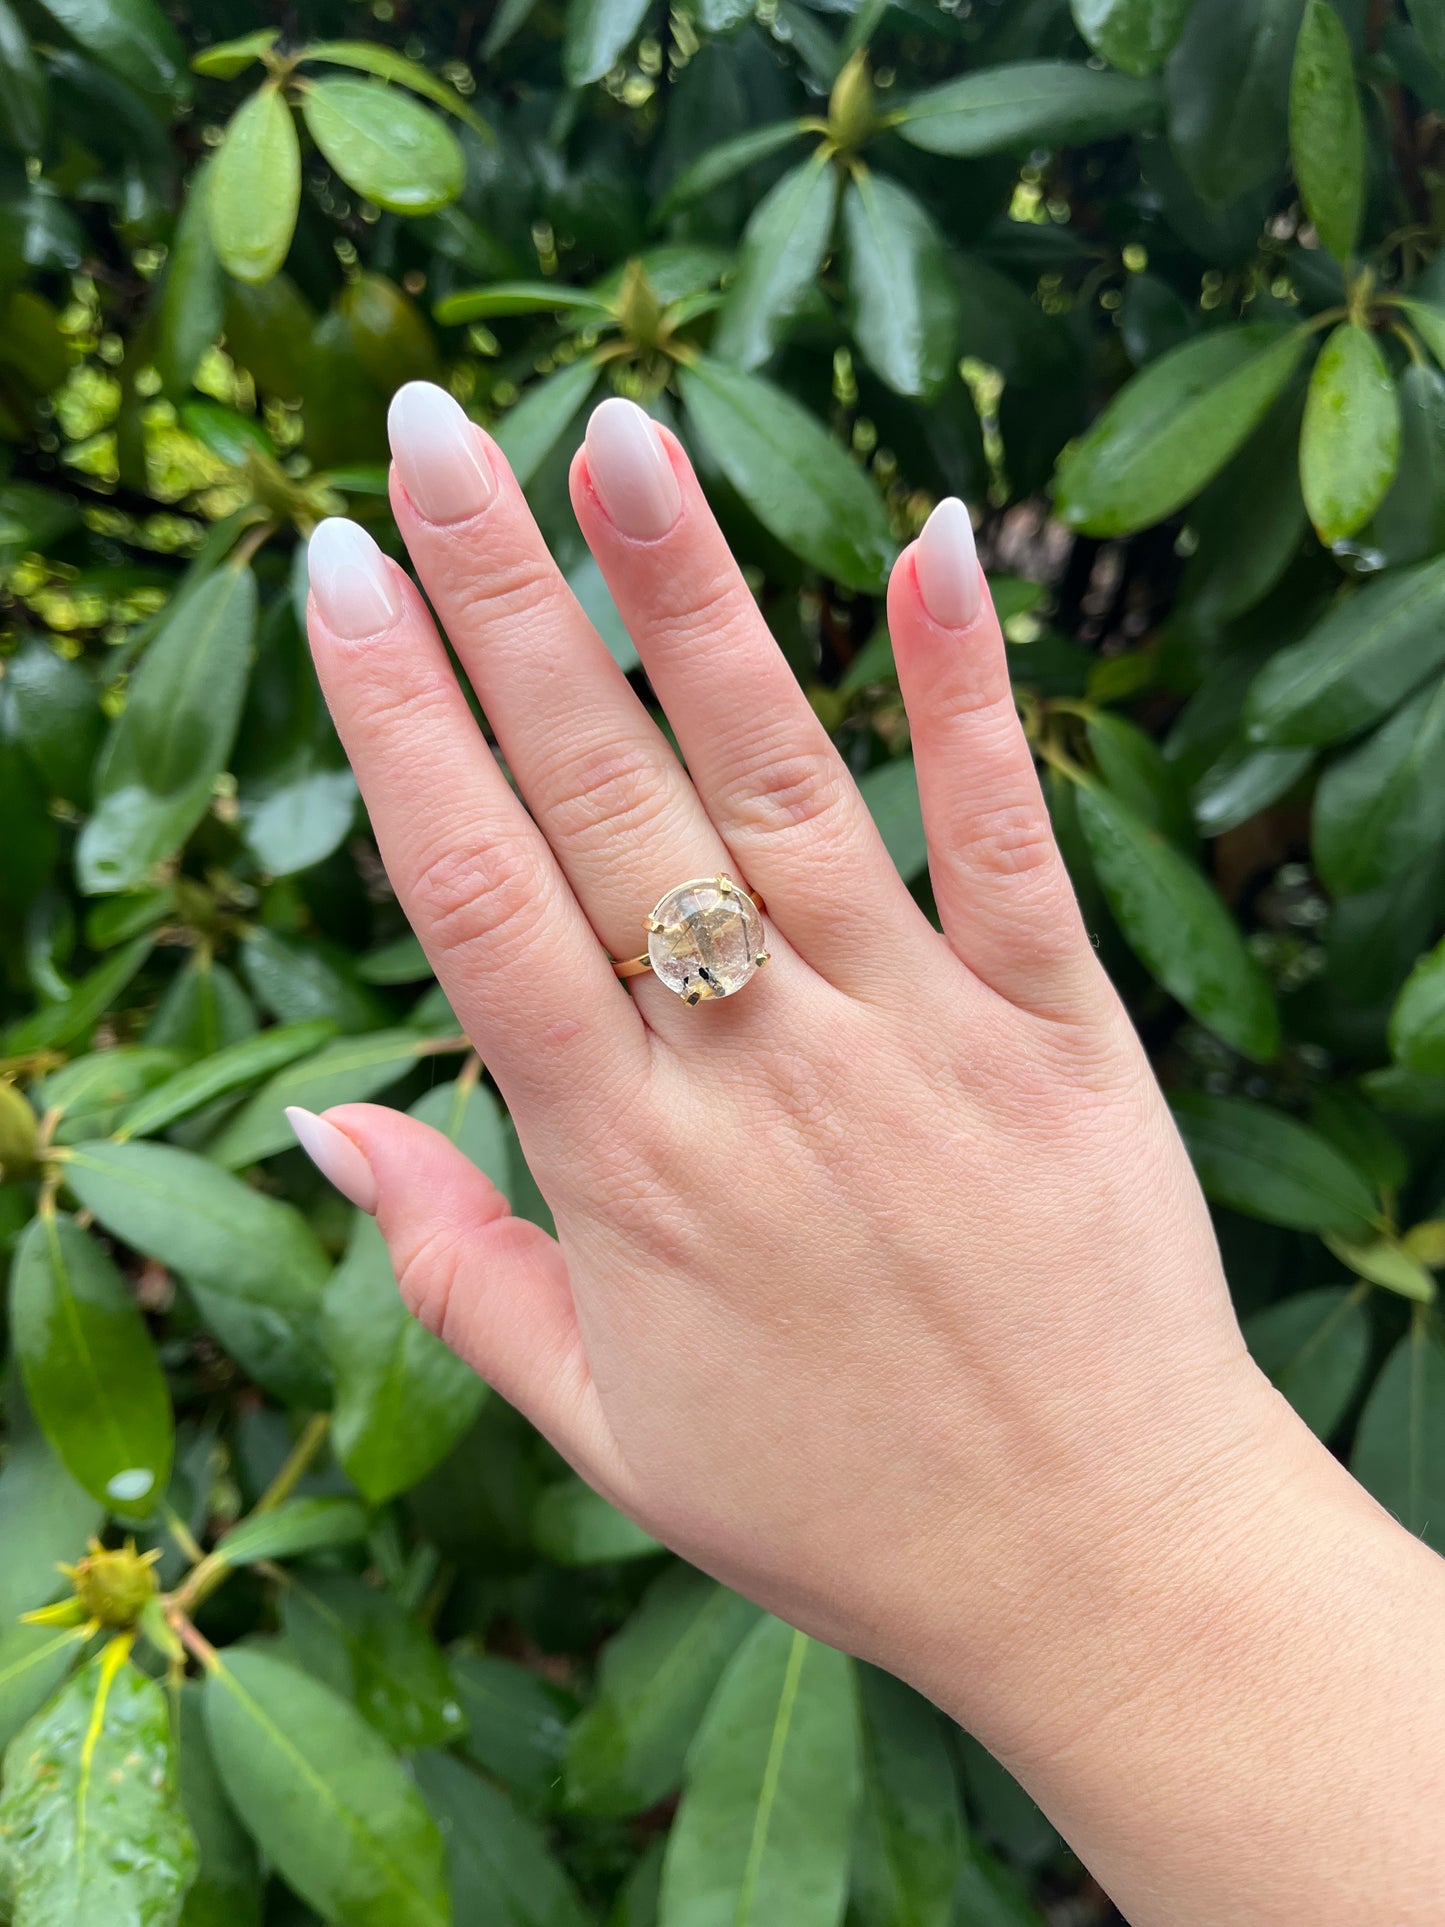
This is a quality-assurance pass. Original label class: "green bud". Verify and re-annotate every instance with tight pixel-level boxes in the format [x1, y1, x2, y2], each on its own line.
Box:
[0, 1081, 40, 1183]
[60, 1539, 162, 1629]
[828, 53, 876, 152]
[616, 259, 664, 352]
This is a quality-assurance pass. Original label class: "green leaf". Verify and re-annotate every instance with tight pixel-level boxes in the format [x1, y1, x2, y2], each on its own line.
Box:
[491, 360, 601, 491]
[0, 1645, 198, 1925]
[117, 1019, 336, 1140]
[281, 1570, 466, 1751]
[678, 356, 895, 591]
[1406, 0, 1445, 67]
[78, 566, 257, 894]
[841, 171, 959, 400]
[1241, 552, 1445, 746]
[147, 954, 256, 1059]
[1075, 782, 1279, 1060]
[851, 1667, 963, 1927]
[2, 937, 154, 1058]
[660, 121, 810, 216]
[211, 1496, 370, 1570]
[176, 1680, 262, 1927]
[5, 637, 101, 806]
[1401, 296, 1445, 372]
[36, 1049, 176, 1148]
[953, 1840, 1045, 1927]
[301, 78, 464, 214]
[564, 0, 650, 86]
[1244, 1285, 1371, 1437]
[209, 85, 300, 284]
[713, 154, 839, 371]
[858, 757, 927, 882]
[565, 1566, 760, 1819]
[1054, 324, 1307, 536]
[434, 282, 611, 323]
[414, 1749, 590, 1927]
[1086, 711, 1196, 850]
[205, 1648, 450, 1927]
[1169, 1092, 1378, 1231]
[1323, 1230, 1436, 1303]
[0, 1383, 104, 1622]
[1313, 676, 1445, 897]
[324, 1211, 486, 1505]
[1165, 0, 1304, 205]
[659, 1617, 860, 1927]
[453, 1656, 576, 1811]
[897, 61, 1161, 156]
[1351, 1315, 1445, 1551]
[1390, 938, 1445, 1073]
[157, 162, 225, 399]
[0, 0, 48, 154]
[1289, 0, 1364, 260]
[1299, 323, 1400, 544]
[12, 1210, 173, 1520]
[63, 1138, 332, 1405]
[210, 1028, 433, 1168]
[1372, 360, 1445, 566]
[0, 1624, 90, 1755]
[299, 41, 491, 141]
[240, 928, 388, 1034]
[533, 1478, 661, 1565]
[1070, 0, 1193, 75]
[190, 28, 278, 78]
[34, 0, 188, 100]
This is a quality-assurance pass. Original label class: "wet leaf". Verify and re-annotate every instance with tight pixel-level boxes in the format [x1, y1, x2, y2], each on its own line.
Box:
[1170, 1092, 1378, 1231]
[209, 85, 299, 283]
[301, 78, 464, 214]
[1299, 324, 1399, 543]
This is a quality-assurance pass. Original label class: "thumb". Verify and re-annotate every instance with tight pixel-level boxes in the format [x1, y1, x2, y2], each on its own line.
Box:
[286, 1102, 619, 1487]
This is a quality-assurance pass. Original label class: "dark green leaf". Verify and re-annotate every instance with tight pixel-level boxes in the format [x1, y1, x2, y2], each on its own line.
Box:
[713, 153, 838, 370]
[1390, 938, 1445, 1072]
[1086, 711, 1195, 850]
[851, 1666, 963, 1927]
[324, 1211, 487, 1505]
[660, 1618, 860, 1927]
[1070, 0, 1193, 75]
[157, 162, 225, 398]
[0, 1624, 89, 1755]
[12, 1210, 173, 1519]
[1169, 1092, 1378, 1231]
[1310, 1086, 1409, 1200]
[5, 638, 101, 806]
[205, 1648, 450, 1927]
[0, 1381, 104, 1621]
[0, 1645, 198, 1925]
[176, 1680, 262, 1927]
[212, 1496, 369, 1569]
[35, 0, 187, 100]
[897, 62, 1161, 156]
[117, 1019, 335, 1140]
[660, 121, 809, 216]
[301, 79, 464, 215]
[453, 1656, 576, 1811]
[1313, 676, 1445, 896]
[1351, 1316, 1445, 1551]
[210, 1029, 432, 1168]
[563, 0, 650, 86]
[209, 85, 300, 284]
[533, 1478, 661, 1565]
[78, 566, 257, 894]
[281, 1570, 466, 1751]
[1299, 323, 1399, 543]
[1242, 552, 1445, 746]
[492, 360, 601, 491]
[858, 757, 927, 882]
[414, 1749, 590, 1927]
[1055, 324, 1307, 536]
[0, 0, 48, 153]
[147, 955, 256, 1059]
[1406, 0, 1445, 67]
[953, 1841, 1044, 1927]
[299, 41, 491, 140]
[841, 171, 959, 400]
[1243, 1285, 1370, 1437]
[1289, 0, 1364, 260]
[565, 1565, 760, 1818]
[1165, 0, 1304, 204]
[2, 936, 154, 1057]
[1075, 782, 1279, 1059]
[679, 356, 895, 591]
[1372, 360, 1445, 566]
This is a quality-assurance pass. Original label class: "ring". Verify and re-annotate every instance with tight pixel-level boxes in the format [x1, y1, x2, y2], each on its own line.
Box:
[613, 874, 770, 1004]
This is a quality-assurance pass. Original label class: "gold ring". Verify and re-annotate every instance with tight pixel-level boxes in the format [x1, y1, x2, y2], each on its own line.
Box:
[613, 874, 770, 1005]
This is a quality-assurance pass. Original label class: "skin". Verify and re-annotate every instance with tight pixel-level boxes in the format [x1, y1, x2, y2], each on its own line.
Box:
[305, 413, 1445, 1925]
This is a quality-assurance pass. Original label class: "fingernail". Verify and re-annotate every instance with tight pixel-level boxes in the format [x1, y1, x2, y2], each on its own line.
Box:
[307, 519, 400, 640]
[915, 497, 982, 629]
[387, 380, 495, 524]
[286, 1107, 378, 1214]
[584, 396, 681, 539]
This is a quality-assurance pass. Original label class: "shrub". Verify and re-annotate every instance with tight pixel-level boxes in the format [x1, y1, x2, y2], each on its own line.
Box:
[1, 1, 1443, 1922]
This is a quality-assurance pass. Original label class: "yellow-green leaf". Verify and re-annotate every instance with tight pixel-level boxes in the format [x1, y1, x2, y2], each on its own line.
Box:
[1299, 323, 1400, 543]
[300, 78, 463, 215]
[209, 85, 300, 284]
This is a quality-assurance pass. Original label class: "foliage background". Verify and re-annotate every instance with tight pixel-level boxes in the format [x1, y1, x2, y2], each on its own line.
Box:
[2, 0, 1445, 1922]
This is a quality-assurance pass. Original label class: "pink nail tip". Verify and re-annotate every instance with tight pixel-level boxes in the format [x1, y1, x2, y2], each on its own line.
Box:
[583, 396, 681, 540]
[915, 497, 982, 630]
[286, 1106, 379, 1215]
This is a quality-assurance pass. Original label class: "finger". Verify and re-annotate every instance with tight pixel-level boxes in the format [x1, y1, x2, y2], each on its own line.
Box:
[384, 382, 778, 1031]
[568, 399, 929, 996]
[888, 499, 1108, 1021]
[304, 517, 645, 1115]
[287, 1103, 628, 1495]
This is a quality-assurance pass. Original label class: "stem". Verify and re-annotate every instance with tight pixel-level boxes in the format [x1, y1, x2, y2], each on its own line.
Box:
[228, 521, 276, 572]
[254, 1412, 331, 1515]
[167, 1609, 220, 1672]
[165, 1506, 205, 1567]
[1390, 321, 1427, 368]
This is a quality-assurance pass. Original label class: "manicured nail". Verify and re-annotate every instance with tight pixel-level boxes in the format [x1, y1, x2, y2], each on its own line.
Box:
[387, 380, 495, 524]
[915, 497, 982, 629]
[286, 1107, 378, 1214]
[307, 519, 400, 640]
[584, 396, 681, 539]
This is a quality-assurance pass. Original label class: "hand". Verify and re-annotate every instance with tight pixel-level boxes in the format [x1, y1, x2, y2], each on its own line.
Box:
[299, 385, 1445, 1926]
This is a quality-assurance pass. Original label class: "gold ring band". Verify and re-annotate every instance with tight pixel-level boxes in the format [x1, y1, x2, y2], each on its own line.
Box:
[613, 874, 769, 1004]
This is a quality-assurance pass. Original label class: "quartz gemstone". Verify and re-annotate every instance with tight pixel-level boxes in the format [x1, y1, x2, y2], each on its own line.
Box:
[645, 877, 765, 1003]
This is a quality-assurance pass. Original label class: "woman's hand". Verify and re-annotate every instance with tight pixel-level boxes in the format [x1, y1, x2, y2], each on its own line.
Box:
[299, 385, 1445, 1927]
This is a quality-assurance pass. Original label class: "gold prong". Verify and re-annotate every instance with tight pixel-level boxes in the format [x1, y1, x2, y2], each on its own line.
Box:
[715, 873, 734, 895]
[643, 914, 664, 933]
[755, 950, 770, 967]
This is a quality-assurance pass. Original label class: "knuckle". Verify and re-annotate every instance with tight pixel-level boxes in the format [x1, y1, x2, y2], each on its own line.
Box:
[963, 797, 1060, 879]
[453, 545, 565, 637]
[347, 657, 457, 746]
[539, 732, 681, 853]
[720, 738, 852, 846]
[407, 837, 546, 974]
[637, 558, 744, 645]
[393, 1220, 466, 1347]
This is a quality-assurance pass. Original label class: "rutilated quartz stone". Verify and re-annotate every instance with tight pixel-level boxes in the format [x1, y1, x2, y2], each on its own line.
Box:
[646, 878, 765, 1003]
